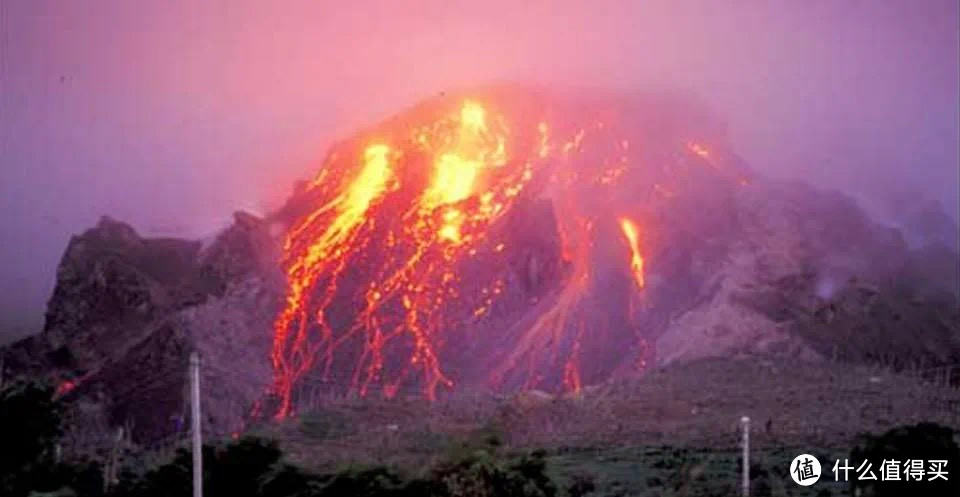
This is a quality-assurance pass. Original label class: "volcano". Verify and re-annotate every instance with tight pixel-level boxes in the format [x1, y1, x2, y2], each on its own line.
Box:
[3, 86, 958, 442]
[265, 87, 756, 417]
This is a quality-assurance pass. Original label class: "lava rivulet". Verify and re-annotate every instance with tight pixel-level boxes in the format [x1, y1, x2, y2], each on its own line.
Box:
[272, 142, 398, 417]
[619, 218, 645, 290]
[270, 92, 746, 418]
[272, 99, 534, 417]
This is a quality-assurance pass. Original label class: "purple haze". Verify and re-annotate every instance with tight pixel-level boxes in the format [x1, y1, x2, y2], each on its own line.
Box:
[0, 0, 957, 341]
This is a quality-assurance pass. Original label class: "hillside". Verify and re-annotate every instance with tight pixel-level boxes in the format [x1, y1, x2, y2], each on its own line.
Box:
[1, 87, 957, 447]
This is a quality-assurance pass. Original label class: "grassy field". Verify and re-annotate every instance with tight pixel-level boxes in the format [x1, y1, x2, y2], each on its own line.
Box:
[545, 444, 852, 496]
[256, 357, 960, 496]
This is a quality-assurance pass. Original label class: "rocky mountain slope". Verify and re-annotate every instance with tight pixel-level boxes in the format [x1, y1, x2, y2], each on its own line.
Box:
[2, 213, 280, 442]
[2, 87, 957, 444]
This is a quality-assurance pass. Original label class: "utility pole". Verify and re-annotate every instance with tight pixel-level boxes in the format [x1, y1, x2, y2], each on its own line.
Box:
[103, 427, 124, 494]
[190, 352, 203, 497]
[741, 416, 750, 497]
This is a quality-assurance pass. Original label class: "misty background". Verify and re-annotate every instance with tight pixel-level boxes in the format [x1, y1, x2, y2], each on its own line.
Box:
[0, 0, 957, 343]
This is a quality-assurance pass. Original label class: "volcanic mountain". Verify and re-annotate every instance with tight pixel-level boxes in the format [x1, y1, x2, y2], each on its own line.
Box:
[3, 86, 958, 444]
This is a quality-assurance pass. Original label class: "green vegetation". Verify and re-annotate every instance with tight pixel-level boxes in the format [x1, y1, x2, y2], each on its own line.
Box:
[0, 379, 557, 497]
[0, 380, 105, 497]
[2, 379, 958, 496]
[111, 434, 556, 497]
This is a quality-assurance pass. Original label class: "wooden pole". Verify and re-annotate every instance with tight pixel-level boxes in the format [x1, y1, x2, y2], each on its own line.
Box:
[190, 352, 203, 497]
[741, 416, 750, 497]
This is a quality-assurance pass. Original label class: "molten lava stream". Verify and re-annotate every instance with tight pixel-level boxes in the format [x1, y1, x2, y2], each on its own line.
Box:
[272, 143, 396, 418]
[618, 217, 645, 290]
[271, 100, 533, 418]
[269, 95, 664, 417]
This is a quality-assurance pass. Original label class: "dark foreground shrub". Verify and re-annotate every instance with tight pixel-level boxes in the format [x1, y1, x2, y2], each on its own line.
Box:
[0, 380, 102, 497]
[850, 422, 960, 497]
[427, 448, 556, 497]
[111, 434, 557, 497]
[113, 437, 282, 497]
[305, 466, 415, 497]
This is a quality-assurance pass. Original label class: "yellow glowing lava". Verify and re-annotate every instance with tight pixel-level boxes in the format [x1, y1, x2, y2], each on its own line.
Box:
[422, 101, 507, 243]
[270, 93, 715, 418]
[272, 143, 395, 417]
[430, 153, 480, 206]
[460, 100, 487, 131]
[619, 218, 645, 289]
[304, 145, 393, 265]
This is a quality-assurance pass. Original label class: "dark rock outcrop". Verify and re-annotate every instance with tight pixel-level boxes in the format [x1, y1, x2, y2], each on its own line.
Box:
[2, 212, 280, 443]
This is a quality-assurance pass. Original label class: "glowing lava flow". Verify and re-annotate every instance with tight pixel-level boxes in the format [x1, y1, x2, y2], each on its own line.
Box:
[619, 218, 645, 290]
[272, 143, 396, 417]
[271, 100, 530, 418]
[268, 92, 741, 417]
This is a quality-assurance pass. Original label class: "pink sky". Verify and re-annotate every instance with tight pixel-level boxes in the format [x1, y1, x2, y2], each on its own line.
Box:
[1, 0, 957, 337]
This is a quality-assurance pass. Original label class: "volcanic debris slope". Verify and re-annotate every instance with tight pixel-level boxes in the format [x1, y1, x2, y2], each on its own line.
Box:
[1, 88, 958, 444]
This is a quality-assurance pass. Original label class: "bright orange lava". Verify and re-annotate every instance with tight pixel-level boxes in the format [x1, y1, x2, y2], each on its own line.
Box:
[271, 100, 530, 417]
[269, 96, 740, 418]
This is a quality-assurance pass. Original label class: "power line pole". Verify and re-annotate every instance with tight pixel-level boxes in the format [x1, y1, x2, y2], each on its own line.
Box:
[103, 427, 124, 494]
[741, 416, 750, 497]
[190, 352, 203, 497]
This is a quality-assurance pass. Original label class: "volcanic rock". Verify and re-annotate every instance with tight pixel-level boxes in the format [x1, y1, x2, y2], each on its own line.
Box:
[2, 212, 279, 443]
[2, 87, 958, 443]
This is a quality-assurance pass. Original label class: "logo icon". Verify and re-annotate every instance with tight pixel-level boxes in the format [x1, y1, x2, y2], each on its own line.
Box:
[790, 454, 821, 486]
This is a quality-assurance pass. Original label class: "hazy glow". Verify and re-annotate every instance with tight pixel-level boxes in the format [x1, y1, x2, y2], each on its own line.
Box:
[0, 0, 957, 339]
